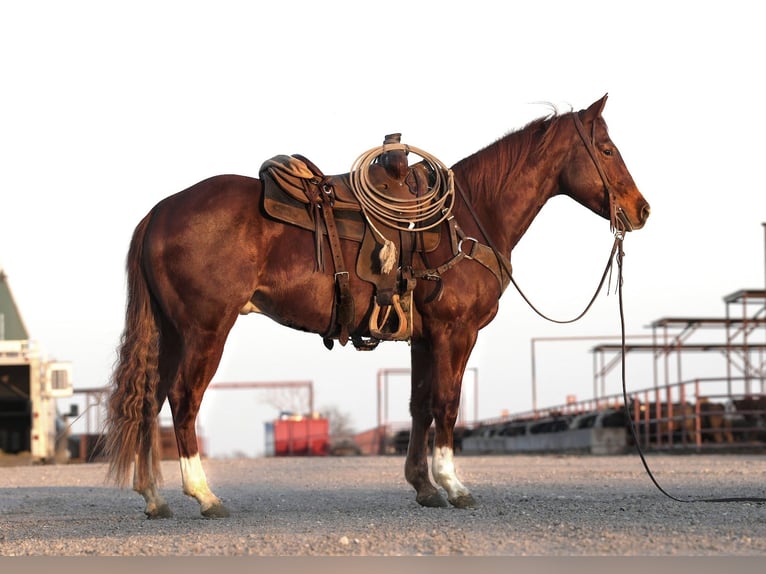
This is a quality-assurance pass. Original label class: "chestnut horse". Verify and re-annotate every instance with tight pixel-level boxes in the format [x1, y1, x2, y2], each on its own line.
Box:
[105, 95, 650, 518]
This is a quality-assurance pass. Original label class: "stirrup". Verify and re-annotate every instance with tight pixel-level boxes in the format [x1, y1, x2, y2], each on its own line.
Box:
[369, 294, 408, 341]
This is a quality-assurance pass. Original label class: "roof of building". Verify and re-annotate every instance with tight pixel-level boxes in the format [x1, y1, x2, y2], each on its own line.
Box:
[0, 268, 29, 340]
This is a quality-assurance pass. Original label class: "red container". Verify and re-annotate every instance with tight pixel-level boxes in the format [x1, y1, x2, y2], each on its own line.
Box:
[272, 417, 329, 456]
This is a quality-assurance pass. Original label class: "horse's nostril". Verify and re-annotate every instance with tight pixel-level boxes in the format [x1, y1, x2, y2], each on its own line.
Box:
[641, 204, 651, 222]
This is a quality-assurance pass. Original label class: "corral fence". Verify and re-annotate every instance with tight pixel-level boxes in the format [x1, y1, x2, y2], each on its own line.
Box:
[374, 377, 765, 456]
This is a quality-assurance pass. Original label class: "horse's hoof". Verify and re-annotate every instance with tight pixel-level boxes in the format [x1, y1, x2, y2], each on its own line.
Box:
[449, 493, 477, 509]
[416, 492, 449, 508]
[145, 503, 173, 519]
[201, 502, 230, 519]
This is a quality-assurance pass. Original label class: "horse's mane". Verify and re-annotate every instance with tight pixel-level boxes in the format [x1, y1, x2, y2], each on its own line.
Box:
[452, 105, 571, 201]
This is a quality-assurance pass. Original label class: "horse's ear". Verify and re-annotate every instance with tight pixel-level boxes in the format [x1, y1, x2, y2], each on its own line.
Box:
[583, 93, 608, 121]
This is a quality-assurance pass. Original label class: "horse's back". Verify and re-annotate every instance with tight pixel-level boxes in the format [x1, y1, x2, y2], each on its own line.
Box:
[155, 173, 261, 213]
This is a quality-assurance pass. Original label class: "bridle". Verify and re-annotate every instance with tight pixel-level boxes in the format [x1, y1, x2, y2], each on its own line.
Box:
[571, 110, 631, 236]
[454, 111, 626, 325]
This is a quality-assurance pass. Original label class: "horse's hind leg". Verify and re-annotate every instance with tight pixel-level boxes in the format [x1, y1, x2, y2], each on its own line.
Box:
[129, 339, 177, 519]
[168, 330, 231, 518]
[132, 333, 181, 519]
[133, 451, 172, 518]
[133, 352, 173, 518]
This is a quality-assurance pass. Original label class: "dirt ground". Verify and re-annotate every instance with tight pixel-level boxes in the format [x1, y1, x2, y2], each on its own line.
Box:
[1, 453, 766, 557]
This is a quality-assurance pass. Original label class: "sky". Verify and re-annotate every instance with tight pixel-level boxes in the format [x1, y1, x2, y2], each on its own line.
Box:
[1, 1, 765, 457]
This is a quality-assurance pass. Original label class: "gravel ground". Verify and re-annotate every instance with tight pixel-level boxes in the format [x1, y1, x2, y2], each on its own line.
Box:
[1, 454, 765, 556]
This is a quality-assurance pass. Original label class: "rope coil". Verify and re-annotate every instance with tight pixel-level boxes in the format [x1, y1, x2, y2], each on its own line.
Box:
[349, 143, 455, 272]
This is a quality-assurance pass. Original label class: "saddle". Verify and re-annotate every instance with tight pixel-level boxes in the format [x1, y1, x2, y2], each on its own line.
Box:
[260, 134, 445, 349]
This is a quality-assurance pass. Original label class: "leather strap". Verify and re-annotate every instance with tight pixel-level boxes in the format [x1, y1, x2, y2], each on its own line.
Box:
[413, 216, 509, 292]
[572, 112, 627, 235]
[320, 202, 354, 345]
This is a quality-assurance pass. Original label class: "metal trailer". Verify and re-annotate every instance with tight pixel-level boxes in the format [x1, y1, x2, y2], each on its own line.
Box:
[0, 339, 73, 462]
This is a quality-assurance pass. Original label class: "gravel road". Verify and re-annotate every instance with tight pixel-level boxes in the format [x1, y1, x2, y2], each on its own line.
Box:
[1, 454, 765, 556]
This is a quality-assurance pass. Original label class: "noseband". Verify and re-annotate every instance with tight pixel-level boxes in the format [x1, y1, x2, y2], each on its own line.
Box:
[572, 112, 630, 236]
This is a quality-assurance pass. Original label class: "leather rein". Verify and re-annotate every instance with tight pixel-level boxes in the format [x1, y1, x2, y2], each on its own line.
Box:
[455, 111, 766, 504]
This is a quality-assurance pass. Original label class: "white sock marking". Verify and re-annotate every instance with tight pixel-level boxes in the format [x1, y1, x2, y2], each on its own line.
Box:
[180, 454, 222, 510]
[431, 446, 471, 501]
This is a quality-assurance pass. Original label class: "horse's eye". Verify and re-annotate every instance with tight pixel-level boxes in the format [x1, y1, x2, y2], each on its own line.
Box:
[602, 148, 614, 157]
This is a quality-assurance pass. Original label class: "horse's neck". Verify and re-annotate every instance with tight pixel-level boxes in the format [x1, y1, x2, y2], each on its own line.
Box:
[502, 171, 561, 250]
[453, 153, 564, 259]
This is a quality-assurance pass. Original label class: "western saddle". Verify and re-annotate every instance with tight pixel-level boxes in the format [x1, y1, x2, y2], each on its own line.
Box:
[259, 134, 506, 350]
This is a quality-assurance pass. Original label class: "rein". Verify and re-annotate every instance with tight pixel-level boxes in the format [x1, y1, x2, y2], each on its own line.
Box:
[457, 111, 766, 504]
[453, 175, 621, 324]
[614, 241, 766, 504]
[474, 216, 766, 502]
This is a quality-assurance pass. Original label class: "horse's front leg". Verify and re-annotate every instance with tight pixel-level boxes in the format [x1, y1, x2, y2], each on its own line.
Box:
[407, 331, 477, 509]
[405, 339, 448, 507]
[428, 329, 477, 509]
[431, 438, 475, 509]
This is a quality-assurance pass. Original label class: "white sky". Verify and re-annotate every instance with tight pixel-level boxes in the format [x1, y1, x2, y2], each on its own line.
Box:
[2, 1, 764, 457]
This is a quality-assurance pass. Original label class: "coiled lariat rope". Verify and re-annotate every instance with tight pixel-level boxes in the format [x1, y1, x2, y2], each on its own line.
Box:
[349, 143, 455, 272]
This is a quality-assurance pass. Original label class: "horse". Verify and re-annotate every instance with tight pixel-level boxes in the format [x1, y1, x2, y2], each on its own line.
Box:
[104, 94, 650, 518]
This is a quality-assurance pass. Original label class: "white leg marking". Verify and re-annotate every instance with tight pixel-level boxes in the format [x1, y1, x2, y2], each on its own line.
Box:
[431, 446, 471, 502]
[180, 454, 223, 512]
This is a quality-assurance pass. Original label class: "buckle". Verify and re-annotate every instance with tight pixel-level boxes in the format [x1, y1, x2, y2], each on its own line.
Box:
[457, 237, 479, 258]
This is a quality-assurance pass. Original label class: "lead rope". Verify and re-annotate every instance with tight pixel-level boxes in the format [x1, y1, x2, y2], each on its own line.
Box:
[614, 238, 766, 504]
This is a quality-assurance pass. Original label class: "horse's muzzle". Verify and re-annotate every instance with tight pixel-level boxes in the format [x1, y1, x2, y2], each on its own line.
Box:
[618, 202, 650, 232]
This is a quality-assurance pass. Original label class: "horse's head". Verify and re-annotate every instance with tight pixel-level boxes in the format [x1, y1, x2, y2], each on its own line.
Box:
[559, 94, 650, 233]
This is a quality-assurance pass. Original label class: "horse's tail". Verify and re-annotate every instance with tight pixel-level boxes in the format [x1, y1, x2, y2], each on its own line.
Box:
[103, 211, 162, 488]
